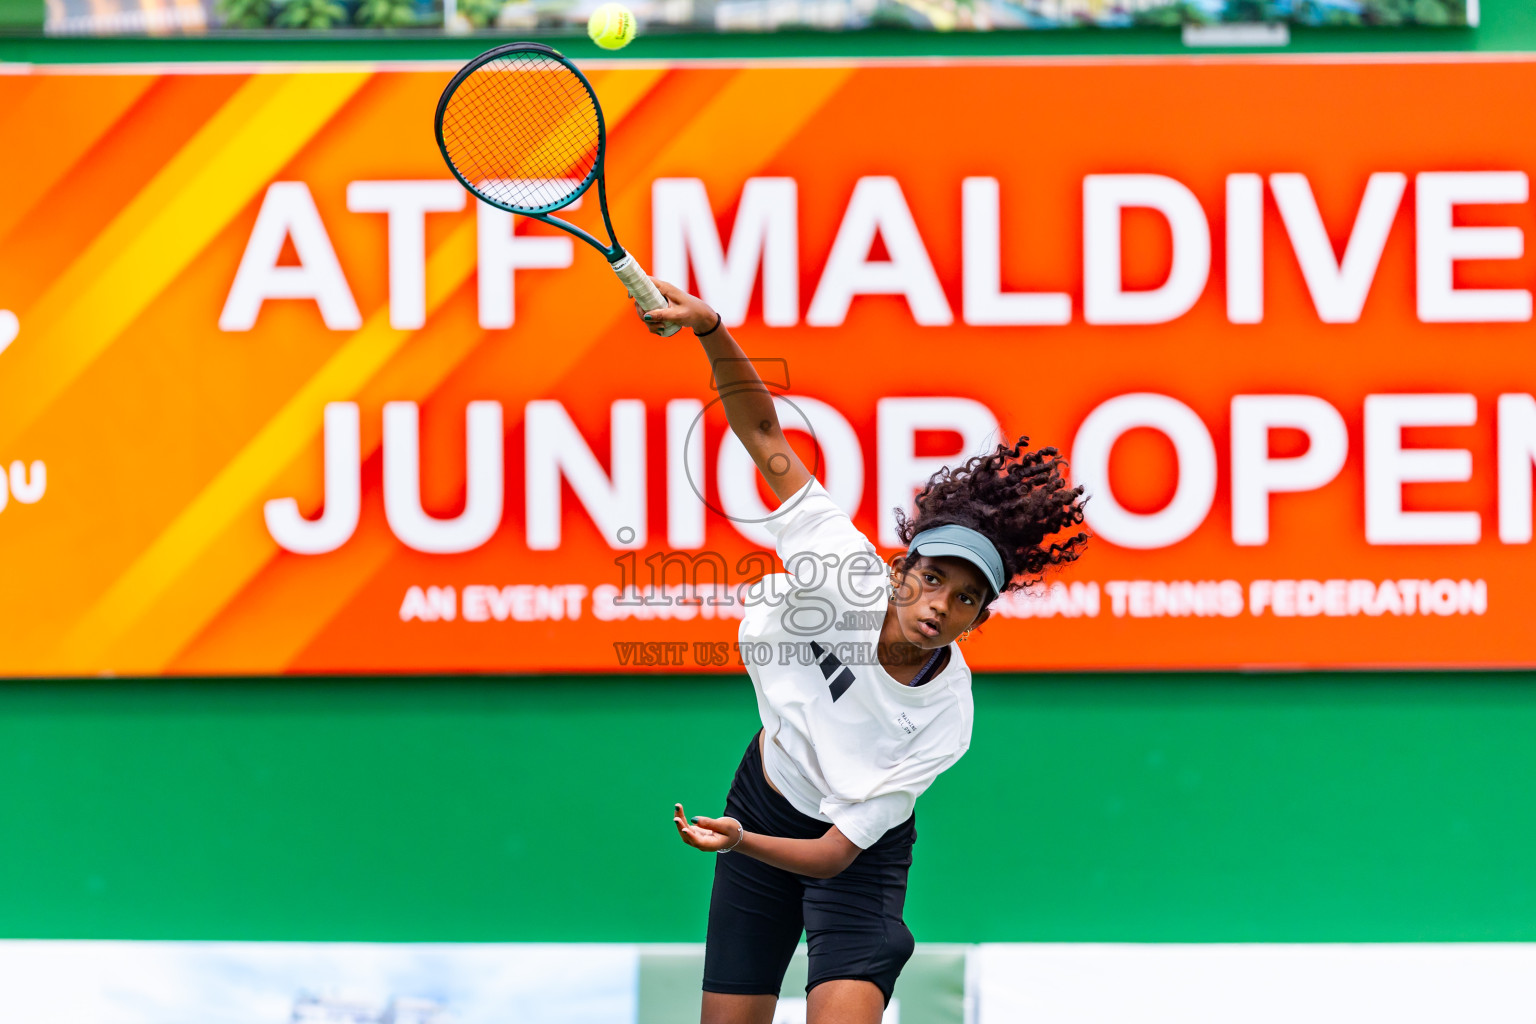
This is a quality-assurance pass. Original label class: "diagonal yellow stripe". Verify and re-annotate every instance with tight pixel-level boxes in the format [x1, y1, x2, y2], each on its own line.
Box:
[57, 218, 479, 673]
[56, 67, 673, 675]
[0, 71, 372, 456]
[623, 65, 854, 196]
[79, 65, 853, 676]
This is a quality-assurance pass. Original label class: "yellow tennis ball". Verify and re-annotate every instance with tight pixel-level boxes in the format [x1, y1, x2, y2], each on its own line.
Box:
[587, 2, 637, 49]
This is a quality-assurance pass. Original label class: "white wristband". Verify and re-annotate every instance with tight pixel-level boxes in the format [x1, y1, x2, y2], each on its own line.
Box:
[718, 817, 746, 853]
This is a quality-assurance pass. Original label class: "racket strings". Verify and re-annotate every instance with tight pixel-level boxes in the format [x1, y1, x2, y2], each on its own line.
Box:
[450, 57, 595, 195]
[447, 65, 585, 202]
[488, 66, 594, 192]
[440, 51, 602, 213]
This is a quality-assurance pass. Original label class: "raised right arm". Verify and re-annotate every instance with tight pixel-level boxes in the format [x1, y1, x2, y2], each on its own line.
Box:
[640, 279, 812, 504]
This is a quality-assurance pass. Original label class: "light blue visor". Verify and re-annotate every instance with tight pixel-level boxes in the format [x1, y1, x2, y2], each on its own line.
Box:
[906, 525, 1006, 601]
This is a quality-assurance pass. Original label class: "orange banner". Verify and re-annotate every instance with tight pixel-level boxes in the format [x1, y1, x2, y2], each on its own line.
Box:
[2, 55, 1535, 675]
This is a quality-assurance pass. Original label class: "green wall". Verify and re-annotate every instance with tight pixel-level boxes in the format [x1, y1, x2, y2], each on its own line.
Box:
[0, 0, 39, 31]
[1, 0, 1534, 58]
[2, 672, 1534, 941]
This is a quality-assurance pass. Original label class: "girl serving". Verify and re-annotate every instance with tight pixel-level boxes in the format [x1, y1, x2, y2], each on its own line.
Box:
[640, 280, 1089, 1024]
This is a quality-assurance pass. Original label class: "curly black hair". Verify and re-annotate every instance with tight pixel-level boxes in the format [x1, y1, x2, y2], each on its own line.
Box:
[893, 435, 1089, 602]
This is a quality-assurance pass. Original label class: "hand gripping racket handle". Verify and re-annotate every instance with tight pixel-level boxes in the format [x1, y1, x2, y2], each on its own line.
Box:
[611, 254, 681, 337]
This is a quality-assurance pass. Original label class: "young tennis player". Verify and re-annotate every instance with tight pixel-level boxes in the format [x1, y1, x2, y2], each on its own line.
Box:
[638, 280, 1088, 1024]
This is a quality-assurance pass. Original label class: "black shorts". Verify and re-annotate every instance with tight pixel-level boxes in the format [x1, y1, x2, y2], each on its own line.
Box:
[701, 732, 917, 1006]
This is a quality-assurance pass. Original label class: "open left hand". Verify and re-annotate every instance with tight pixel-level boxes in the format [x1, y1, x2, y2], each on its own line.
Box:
[672, 802, 743, 852]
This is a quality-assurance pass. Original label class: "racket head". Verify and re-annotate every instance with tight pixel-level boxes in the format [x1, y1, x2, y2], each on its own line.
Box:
[434, 42, 606, 217]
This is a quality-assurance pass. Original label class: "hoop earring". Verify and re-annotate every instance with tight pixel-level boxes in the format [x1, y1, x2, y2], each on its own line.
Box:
[959, 629, 971, 642]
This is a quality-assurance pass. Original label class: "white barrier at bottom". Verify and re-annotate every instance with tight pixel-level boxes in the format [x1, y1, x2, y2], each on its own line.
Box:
[971, 944, 1536, 1024]
[3, 940, 1535, 1023]
[0, 940, 638, 1024]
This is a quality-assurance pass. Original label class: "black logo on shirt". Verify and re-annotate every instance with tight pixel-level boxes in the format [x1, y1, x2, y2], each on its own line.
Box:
[810, 640, 856, 702]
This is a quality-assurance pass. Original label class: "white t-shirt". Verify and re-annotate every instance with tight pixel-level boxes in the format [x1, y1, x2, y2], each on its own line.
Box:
[738, 478, 974, 849]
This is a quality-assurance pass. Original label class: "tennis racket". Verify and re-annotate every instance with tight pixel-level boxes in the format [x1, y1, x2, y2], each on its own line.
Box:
[434, 41, 679, 336]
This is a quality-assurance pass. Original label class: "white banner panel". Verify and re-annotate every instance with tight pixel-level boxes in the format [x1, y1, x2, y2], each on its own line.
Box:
[972, 944, 1536, 1024]
[0, 941, 638, 1024]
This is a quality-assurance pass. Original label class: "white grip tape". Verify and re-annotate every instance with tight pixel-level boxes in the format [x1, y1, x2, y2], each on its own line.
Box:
[611, 254, 680, 336]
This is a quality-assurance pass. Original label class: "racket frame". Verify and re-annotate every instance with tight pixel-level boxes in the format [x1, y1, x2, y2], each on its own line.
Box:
[435, 42, 678, 336]
[435, 42, 620, 257]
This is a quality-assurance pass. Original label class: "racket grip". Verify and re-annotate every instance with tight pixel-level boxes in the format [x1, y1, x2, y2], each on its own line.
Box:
[611, 254, 681, 337]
